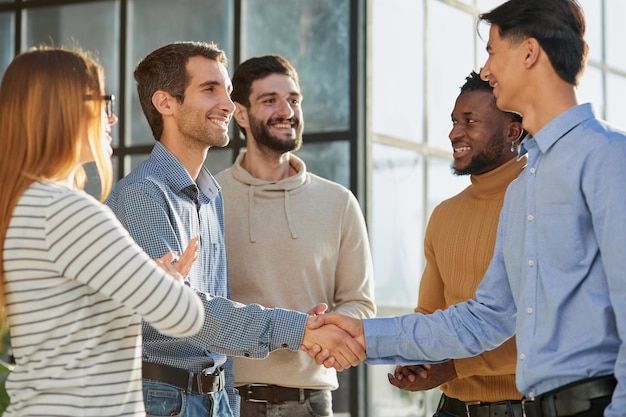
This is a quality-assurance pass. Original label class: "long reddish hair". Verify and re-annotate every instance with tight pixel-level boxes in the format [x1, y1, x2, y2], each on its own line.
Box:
[0, 46, 112, 336]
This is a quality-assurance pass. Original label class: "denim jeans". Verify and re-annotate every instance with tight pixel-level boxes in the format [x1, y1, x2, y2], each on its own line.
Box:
[239, 389, 332, 417]
[143, 380, 234, 417]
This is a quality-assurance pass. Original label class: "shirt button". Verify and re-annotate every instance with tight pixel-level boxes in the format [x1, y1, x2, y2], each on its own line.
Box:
[527, 307, 533, 314]
[281, 344, 288, 349]
[530, 167, 536, 174]
[520, 353, 526, 360]
[528, 260, 535, 266]
[527, 214, 534, 221]
[244, 352, 250, 357]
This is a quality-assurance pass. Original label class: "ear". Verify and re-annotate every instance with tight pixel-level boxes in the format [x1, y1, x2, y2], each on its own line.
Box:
[151, 90, 175, 116]
[522, 38, 541, 69]
[233, 102, 250, 130]
[507, 121, 524, 143]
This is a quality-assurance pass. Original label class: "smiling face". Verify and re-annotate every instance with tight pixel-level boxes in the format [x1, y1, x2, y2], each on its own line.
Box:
[449, 89, 517, 175]
[243, 73, 304, 153]
[174, 56, 235, 149]
[480, 25, 526, 114]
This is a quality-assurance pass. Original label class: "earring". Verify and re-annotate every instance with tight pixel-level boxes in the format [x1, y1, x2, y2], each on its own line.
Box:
[510, 140, 517, 153]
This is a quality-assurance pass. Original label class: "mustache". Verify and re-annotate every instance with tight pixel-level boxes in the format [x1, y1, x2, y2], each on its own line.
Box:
[268, 117, 299, 126]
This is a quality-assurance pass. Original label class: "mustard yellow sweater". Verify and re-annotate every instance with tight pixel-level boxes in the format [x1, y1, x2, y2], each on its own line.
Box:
[417, 156, 526, 402]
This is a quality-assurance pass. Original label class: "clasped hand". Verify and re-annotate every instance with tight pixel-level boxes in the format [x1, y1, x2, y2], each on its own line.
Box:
[300, 312, 366, 371]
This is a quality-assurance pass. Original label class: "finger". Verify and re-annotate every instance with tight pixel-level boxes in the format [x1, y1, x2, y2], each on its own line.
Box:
[388, 373, 403, 388]
[156, 251, 176, 264]
[313, 348, 330, 365]
[176, 236, 199, 276]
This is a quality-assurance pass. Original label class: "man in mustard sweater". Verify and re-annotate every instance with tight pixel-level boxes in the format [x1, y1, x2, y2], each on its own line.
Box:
[215, 55, 376, 417]
[388, 71, 527, 416]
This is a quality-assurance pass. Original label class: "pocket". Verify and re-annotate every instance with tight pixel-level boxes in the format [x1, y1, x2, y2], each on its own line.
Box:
[144, 384, 183, 417]
[537, 204, 585, 271]
[305, 390, 333, 417]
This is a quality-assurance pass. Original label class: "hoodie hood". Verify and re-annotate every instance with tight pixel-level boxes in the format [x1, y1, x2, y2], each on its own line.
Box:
[228, 151, 309, 241]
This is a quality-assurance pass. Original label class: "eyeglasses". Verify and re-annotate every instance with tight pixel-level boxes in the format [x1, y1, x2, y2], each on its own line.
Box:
[84, 94, 115, 119]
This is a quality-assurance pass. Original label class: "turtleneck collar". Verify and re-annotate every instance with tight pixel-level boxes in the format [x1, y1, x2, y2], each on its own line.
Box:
[468, 155, 527, 199]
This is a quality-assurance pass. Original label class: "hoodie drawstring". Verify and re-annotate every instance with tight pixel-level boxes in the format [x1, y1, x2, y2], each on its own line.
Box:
[283, 190, 298, 239]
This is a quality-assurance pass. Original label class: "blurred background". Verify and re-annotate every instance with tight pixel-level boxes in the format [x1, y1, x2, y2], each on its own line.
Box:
[1, 0, 624, 415]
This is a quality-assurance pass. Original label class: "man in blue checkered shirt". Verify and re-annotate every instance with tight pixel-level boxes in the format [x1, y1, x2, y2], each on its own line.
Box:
[106, 41, 364, 417]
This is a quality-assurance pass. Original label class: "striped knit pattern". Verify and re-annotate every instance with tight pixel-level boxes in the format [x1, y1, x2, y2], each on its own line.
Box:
[3, 182, 204, 416]
[417, 157, 526, 402]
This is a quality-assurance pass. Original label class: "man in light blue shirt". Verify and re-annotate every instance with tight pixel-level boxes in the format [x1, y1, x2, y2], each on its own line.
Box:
[308, 1, 626, 416]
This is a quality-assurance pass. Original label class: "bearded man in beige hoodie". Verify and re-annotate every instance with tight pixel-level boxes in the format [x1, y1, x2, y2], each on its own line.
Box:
[215, 54, 376, 417]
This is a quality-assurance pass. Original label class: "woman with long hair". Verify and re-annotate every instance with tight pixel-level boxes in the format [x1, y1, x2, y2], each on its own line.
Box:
[0, 46, 205, 416]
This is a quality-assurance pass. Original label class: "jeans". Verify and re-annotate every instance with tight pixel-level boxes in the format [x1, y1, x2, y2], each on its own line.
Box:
[239, 389, 332, 417]
[143, 380, 234, 417]
[433, 411, 456, 417]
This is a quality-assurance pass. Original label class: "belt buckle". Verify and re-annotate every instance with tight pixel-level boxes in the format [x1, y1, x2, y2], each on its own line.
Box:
[465, 400, 481, 417]
[246, 383, 269, 403]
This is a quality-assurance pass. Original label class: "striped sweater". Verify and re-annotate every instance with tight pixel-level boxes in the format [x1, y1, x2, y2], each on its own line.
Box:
[3, 181, 204, 416]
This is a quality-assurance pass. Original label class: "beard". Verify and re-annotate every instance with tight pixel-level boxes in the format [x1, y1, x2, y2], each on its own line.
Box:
[248, 114, 304, 153]
[452, 131, 506, 176]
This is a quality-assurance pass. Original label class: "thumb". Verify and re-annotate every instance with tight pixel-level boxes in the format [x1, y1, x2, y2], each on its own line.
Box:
[306, 314, 326, 330]
[307, 303, 328, 316]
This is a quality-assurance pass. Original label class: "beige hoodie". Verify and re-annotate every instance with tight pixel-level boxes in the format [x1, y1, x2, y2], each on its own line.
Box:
[215, 152, 376, 389]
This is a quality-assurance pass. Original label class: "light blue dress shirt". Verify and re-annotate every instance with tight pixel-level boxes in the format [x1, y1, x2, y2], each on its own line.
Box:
[364, 104, 626, 415]
[105, 142, 308, 416]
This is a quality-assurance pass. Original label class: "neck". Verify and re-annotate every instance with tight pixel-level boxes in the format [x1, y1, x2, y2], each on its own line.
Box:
[160, 135, 208, 181]
[241, 141, 295, 181]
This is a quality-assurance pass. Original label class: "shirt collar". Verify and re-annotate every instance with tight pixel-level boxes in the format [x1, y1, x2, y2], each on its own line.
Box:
[529, 103, 595, 154]
[152, 142, 219, 203]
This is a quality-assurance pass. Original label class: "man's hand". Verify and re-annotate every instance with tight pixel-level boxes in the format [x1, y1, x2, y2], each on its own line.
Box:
[301, 315, 365, 371]
[153, 236, 199, 283]
[388, 360, 457, 392]
[301, 312, 366, 369]
[307, 303, 328, 316]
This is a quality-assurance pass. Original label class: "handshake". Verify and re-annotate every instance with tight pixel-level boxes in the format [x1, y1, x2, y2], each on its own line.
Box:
[300, 311, 366, 371]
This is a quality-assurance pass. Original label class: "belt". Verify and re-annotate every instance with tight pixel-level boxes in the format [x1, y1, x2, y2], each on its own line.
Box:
[521, 375, 616, 417]
[437, 374, 616, 417]
[142, 362, 224, 395]
[438, 394, 524, 417]
[238, 384, 319, 403]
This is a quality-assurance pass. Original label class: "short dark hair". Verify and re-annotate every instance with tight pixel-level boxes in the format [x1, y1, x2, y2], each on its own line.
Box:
[231, 54, 299, 108]
[134, 41, 228, 141]
[460, 70, 522, 124]
[231, 54, 300, 137]
[479, 0, 587, 85]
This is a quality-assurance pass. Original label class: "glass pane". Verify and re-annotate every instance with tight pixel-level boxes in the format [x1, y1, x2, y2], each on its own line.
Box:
[0, 13, 13, 75]
[578, 0, 602, 63]
[577, 65, 605, 119]
[371, 143, 425, 308]
[477, 0, 505, 12]
[295, 141, 350, 189]
[605, 0, 626, 70]
[427, 2, 476, 151]
[22, 2, 120, 145]
[127, 0, 233, 146]
[368, 366, 440, 417]
[606, 72, 626, 127]
[371, 0, 424, 143]
[205, 147, 234, 176]
[426, 156, 469, 218]
[242, 0, 350, 133]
